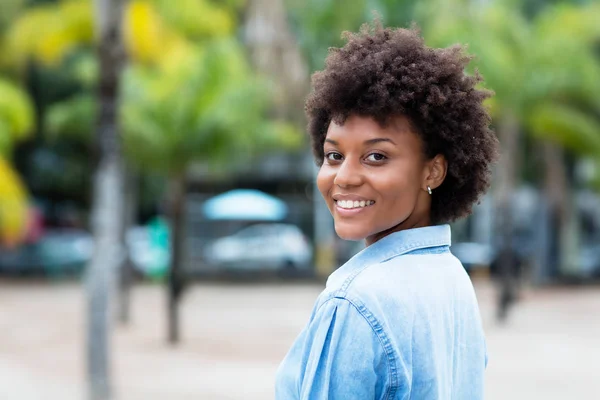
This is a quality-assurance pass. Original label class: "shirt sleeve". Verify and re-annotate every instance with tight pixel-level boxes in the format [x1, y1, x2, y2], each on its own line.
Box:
[282, 297, 391, 400]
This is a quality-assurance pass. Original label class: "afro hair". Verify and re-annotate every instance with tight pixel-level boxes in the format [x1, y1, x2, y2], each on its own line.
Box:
[306, 22, 499, 223]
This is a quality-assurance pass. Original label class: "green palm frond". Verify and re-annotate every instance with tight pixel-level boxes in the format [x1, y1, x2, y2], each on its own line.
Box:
[0, 120, 12, 156]
[423, 0, 600, 160]
[0, 78, 35, 155]
[149, 0, 235, 40]
[45, 94, 96, 143]
[4, 0, 93, 67]
[527, 103, 600, 157]
[122, 38, 301, 174]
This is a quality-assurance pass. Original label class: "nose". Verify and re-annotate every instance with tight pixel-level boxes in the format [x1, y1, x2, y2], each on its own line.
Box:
[333, 158, 363, 188]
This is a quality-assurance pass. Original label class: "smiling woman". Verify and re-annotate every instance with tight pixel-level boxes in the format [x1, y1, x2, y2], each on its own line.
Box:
[319, 114, 448, 245]
[275, 21, 499, 400]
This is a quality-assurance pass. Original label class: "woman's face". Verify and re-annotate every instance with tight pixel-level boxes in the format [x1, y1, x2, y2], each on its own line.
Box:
[317, 114, 441, 245]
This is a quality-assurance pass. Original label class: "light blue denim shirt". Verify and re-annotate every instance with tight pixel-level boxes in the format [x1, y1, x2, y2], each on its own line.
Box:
[275, 225, 487, 400]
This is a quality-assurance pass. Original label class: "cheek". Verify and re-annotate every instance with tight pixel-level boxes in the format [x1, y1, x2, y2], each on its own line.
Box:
[316, 166, 333, 200]
[374, 166, 422, 200]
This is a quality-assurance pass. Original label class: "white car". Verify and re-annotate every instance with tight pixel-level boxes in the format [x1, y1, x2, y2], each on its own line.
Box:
[203, 223, 312, 271]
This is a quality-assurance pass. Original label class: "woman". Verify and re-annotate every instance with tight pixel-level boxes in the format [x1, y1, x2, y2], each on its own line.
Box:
[275, 22, 499, 400]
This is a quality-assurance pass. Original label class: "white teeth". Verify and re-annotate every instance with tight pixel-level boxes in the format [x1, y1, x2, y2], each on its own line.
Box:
[336, 200, 374, 209]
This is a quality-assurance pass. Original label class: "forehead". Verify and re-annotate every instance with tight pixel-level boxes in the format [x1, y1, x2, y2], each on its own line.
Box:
[325, 114, 417, 141]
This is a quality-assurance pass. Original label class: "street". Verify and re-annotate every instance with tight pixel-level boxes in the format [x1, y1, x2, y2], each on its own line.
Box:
[1, 278, 599, 399]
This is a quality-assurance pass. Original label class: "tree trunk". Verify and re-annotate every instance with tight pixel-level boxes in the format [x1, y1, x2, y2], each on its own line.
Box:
[86, 1, 126, 399]
[494, 112, 520, 322]
[243, 0, 309, 123]
[542, 142, 567, 280]
[541, 143, 582, 279]
[117, 166, 138, 324]
[167, 172, 187, 344]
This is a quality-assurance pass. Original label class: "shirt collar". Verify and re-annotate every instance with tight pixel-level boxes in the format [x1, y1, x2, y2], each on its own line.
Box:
[326, 224, 452, 289]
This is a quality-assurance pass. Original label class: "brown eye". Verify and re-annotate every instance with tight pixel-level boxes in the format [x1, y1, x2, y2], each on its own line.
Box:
[325, 152, 343, 162]
[366, 153, 387, 162]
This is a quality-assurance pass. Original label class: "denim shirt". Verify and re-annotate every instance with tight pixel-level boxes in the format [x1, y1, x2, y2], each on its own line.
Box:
[275, 225, 487, 400]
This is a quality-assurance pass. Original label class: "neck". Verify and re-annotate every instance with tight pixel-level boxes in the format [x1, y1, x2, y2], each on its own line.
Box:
[365, 214, 431, 247]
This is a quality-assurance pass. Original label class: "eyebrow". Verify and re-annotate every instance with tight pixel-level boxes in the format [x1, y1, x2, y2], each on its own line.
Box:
[325, 138, 396, 145]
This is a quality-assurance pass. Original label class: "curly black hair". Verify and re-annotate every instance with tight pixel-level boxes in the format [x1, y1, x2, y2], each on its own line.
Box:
[306, 22, 499, 223]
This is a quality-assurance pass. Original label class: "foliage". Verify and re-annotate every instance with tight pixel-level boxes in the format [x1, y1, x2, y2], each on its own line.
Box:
[4, 0, 93, 67]
[19, 0, 301, 178]
[0, 157, 29, 246]
[0, 78, 35, 155]
[0, 78, 34, 245]
[285, 0, 417, 71]
[147, 0, 235, 40]
[4, 0, 237, 67]
[121, 38, 301, 174]
[422, 1, 600, 159]
[0, 79, 31, 244]
[0, 0, 27, 31]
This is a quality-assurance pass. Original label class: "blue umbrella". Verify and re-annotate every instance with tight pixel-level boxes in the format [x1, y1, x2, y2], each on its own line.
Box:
[202, 189, 288, 221]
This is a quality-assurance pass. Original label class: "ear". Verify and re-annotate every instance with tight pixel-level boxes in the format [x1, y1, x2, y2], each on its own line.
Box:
[424, 154, 447, 191]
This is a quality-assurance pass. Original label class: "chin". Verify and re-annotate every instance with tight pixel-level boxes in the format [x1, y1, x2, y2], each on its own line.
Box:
[334, 225, 368, 241]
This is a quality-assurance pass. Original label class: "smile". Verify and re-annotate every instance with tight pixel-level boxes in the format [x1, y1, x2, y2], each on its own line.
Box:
[334, 200, 375, 209]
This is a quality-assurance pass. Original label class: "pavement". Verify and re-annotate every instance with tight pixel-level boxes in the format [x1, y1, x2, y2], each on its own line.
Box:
[1, 278, 599, 399]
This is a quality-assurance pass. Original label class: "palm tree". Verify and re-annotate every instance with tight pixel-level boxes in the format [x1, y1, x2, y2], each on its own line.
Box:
[423, 0, 600, 319]
[121, 38, 301, 343]
[10, 0, 301, 344]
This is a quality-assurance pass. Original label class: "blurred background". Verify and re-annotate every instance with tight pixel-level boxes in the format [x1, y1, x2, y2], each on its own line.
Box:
[1, 0, 600, 399]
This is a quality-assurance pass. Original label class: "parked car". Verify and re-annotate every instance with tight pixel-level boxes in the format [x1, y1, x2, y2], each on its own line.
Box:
[0, 229, 93, 276]
[0, 225, 165, 278]
[203, 223, 312, 271]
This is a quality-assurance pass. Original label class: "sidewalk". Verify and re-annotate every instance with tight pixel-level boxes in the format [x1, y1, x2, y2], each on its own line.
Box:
[1, 279, 599, 399]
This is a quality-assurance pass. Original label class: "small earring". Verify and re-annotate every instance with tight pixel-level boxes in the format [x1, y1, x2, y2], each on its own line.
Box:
[427, 186, 432, 195]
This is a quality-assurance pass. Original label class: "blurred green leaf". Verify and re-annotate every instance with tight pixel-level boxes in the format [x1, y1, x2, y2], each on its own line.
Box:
[122, 38, 301, 174]
[45, 94, 95, 143]
[0, 78, 35, 143]
[0, 120, 13, 157]
[71, 51, 98, 89]
[4, 0, 93, 67]
[528, 104, 600, 156]
[422, 0, 600, 159]
[0, 156, 28, 246]
[286, 0, 371, 71]
[149, 0, 235, 40]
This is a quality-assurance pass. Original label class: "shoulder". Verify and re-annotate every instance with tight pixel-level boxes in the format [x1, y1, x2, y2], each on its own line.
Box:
[328, 249, 460, 300]
[322, 250, 468, 336]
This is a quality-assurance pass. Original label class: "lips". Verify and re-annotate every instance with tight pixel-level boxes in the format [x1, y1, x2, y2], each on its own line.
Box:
[335, 199, 375, 209]
[331, 194, 376, 216]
